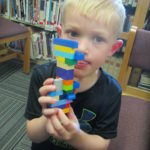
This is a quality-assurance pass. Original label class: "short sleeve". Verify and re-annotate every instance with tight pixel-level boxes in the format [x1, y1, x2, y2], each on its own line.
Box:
[24, 68, 43, 120]
[24, 62, 56, 120]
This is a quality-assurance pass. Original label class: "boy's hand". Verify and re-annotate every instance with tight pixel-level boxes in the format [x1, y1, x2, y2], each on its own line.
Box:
[38, 78, 80, 141]
[46, 107, 80, 141]
[38, 78, 58, 117]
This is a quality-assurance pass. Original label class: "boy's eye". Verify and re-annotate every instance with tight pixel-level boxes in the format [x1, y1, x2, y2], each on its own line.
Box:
[68, 31, 79, 37]
[93, 36, 105, 43]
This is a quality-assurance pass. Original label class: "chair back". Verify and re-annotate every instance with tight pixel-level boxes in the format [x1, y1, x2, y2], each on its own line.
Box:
[129, 29, 150, 72]
[118, 26, 150, 101]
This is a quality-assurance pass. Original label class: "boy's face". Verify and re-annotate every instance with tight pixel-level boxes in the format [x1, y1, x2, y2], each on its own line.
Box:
[61, 7, 120, 79]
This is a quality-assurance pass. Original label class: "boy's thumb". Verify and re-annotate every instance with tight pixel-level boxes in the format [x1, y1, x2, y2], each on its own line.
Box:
[68, 107, 78, 122]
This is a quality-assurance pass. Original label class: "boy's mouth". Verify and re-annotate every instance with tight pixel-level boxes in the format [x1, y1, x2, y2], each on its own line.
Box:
[75, 61, 89, 69]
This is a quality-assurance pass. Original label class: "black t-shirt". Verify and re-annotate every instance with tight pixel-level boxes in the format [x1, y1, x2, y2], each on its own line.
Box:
[24, 61, 122, 150]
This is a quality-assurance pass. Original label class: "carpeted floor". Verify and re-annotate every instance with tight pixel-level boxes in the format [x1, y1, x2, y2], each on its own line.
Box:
[0, 59, 37, 150]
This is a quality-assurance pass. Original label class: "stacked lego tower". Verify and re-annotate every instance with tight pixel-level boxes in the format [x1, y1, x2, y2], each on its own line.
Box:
[48, 38, 84, 113]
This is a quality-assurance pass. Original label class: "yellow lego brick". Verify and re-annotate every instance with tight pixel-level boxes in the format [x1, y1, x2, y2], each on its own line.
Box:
[55, 45, 75, 54]
[63, 107, 70, 114]
[53, 96, 59, 101]
[57, 62, 74, 70]
[56, 56, 65, 63]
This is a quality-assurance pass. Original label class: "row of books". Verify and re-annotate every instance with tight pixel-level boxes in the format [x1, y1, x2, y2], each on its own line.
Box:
[122, 0, 138, 7]
[8, 30, 57, 60]
[0, 0, 64, 31]
[31, 31, 57, 60]
[138, 71, 150, 91]
[128, 67, 150, 91]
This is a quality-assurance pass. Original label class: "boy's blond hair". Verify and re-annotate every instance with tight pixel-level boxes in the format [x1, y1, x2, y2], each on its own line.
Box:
[61, 0, 126, 37]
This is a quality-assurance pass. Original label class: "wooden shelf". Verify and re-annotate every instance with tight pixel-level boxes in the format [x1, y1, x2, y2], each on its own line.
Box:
[121, 32, 129, 40]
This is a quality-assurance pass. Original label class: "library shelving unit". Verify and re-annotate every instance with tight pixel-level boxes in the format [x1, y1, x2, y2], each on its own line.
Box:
[121, 0, 150, 40]
[0, 0, 64, 62]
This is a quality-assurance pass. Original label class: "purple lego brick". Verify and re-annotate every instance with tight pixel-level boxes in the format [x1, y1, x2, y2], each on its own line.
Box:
[74, 51, 85, 60]
[53, 38, 78, 48]
[56, 67, 74, 80]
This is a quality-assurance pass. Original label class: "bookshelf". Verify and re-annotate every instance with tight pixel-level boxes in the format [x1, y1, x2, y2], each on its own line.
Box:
[0, 0, 64, 61]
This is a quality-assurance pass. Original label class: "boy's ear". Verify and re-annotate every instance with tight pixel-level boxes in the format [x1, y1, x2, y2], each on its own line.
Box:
[109, 40, 123, 56]
[56, 25, 62, 37]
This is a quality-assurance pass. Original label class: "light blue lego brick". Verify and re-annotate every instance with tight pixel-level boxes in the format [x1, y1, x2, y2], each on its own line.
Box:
[53, 38, 78, 48]
[74, 51, 85, 60]
[48, 90, 63, 97]
[54, 78, 63, 91]
[73, 81, 80, 89]
[54, 50, 75, 59]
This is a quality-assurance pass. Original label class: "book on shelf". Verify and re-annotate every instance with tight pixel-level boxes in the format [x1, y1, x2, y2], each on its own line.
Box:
[31, 31, 56, 60]
[123, 0, 137, 7]
[138, 71, 150, 91]
[128, 67, 142, 87]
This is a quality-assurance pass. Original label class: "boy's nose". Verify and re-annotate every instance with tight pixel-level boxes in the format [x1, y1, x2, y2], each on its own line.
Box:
[77, 37, 89, 54]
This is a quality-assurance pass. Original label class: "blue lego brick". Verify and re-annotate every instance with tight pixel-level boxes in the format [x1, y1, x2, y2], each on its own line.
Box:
[48, 90, 63, 97]
[53, 38, 78, 48]
[50, 99, 72, 108]
[56, 67, 74, 80]
[54, 50, 74, 59]
[66, 93, 76, 100]
[57, 102, 70, 109]
[73, 81, 80, 89]
[74, 51, 85, 60]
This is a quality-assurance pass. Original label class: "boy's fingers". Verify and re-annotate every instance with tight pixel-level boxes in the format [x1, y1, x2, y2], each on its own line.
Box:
[51, 115, 68, 137]
[47, 118, 60, 138]
[57, 109, 74, 132]
[43, 108, 58, 116]
[43, 78, 54, 86]
[38, 96, 57, 105]
[67, 107, 78, 122]
[39, 85, 56, 96]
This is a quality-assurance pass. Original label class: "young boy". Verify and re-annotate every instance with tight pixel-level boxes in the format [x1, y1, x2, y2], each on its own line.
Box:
[24, 0, 126, 149]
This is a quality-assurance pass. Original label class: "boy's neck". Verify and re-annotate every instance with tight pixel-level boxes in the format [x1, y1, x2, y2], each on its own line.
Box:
[75, 69, 101, 93]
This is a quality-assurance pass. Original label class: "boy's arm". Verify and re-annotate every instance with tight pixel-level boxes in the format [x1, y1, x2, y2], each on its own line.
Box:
[26, 116, 49, 143]
[26, 108, 58, 143]
[68, 130, 110, 150]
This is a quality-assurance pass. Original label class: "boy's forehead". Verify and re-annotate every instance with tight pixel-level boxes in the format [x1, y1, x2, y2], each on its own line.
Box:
[65, 5, 115, 25]
[63, 8, 116, 39]
[64, 6, 116, 32]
